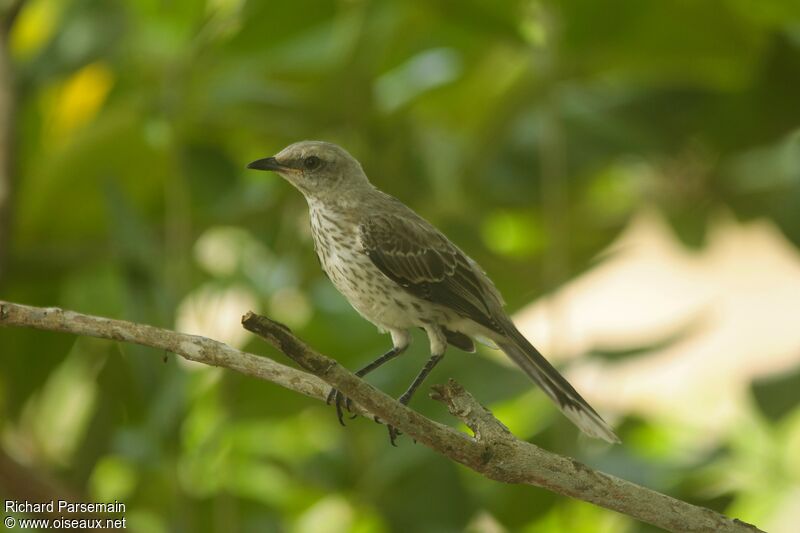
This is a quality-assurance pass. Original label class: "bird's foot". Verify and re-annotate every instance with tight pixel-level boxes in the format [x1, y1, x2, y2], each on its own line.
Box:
[387, 425, 402, 446]
[328, 392, 410, 446]
[370, 416, 405, 446]
[325, 388, 357, 425]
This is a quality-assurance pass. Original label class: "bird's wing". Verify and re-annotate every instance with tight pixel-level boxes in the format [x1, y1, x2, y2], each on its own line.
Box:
[360, 211, 619, 442]
[358, 213, 505, 334]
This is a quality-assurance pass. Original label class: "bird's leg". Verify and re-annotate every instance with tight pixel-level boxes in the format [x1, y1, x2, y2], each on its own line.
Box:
[326, 344, 407, 425]
[387, 352, 445, 446]
[398, 353, 445, 405]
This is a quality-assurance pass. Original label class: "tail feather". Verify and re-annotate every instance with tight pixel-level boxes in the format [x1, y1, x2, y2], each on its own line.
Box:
[498, 327, 620, 444]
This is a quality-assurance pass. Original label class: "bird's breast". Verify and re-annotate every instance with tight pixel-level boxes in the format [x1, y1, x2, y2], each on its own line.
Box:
[309, 208, 412, 326]
[310, 210, 368, 288]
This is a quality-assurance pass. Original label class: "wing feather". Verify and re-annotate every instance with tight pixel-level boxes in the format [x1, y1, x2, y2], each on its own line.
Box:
[358, 210, 619, 442]
[359, 214, 504, 334]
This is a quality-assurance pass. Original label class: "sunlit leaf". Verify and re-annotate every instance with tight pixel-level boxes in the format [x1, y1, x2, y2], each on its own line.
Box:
[481, 210, 548, 257]
[375, 48, 463, 112]
[42, 62, 115, 146]
[89, 455, 138, 502]
[9, 0, 62, 59]
[18, 345, 101, 465]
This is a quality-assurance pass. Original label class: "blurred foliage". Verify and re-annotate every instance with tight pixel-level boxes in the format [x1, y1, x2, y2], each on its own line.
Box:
[1, 0, 800, 531]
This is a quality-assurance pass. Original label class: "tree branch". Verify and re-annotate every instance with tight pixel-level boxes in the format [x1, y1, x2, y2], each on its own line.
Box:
[0, 301, 762, 533]
[0, 300, 355, 412]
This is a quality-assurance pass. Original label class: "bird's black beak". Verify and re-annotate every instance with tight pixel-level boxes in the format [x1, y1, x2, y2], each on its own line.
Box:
[247, 157, 284, 171]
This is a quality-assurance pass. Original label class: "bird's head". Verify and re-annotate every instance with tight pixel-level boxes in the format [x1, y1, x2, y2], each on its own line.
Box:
[247, 141, 369, 200]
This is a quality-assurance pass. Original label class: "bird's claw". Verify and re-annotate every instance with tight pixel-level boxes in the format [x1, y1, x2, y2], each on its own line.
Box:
[325, 387, 336, 405]
[387, 425, 402, 446]
[345, 397, 354, 413]
[328, 390, 405, 446]
[326, 387, 356, 426]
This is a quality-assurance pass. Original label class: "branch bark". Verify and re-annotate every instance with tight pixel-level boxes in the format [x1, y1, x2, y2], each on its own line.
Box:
[0, 301, 762, 533]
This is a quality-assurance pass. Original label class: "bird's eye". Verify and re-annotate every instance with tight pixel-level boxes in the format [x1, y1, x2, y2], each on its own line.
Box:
[303, 156, 321, 170]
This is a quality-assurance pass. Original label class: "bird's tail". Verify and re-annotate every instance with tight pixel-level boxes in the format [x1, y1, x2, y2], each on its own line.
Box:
[497, 326, 620, 443]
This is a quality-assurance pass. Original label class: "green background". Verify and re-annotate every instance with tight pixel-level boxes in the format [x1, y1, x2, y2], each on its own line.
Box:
[2, 0, 800, 531]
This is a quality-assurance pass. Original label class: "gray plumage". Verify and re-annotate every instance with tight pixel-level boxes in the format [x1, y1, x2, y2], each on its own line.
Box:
[248, 140, 619, 444]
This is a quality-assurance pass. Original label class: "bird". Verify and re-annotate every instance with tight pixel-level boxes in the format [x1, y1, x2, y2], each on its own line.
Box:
[247, 140, 619, 445]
